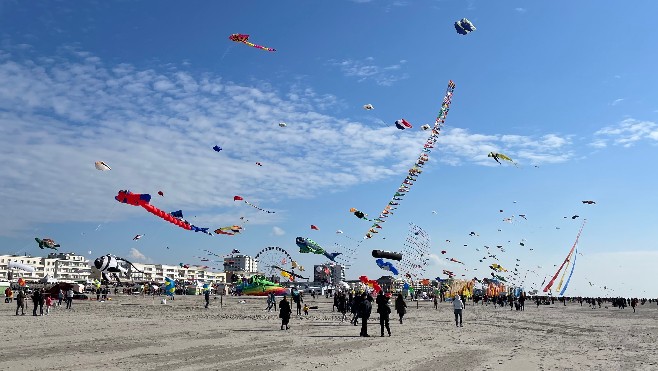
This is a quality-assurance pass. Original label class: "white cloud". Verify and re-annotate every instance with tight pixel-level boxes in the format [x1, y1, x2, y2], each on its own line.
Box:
[272, 226, 285, 236]
[611, 98, 624, 106]
[593, 118, 658, 147]
[128, 248, 151, 263]
[329, 57, 409, 86]
[515, 7, 527, 13]
[427, 253, 449, 267]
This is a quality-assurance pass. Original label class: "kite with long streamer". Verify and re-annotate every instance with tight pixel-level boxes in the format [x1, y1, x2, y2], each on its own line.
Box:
[233, 195, 275, 213]
[115, 190, 211, 234]
[229, 34, 276, 52]
[365, 81, 456, 239]
[543, 220, 586, 292]
[559, 249, 577, 296]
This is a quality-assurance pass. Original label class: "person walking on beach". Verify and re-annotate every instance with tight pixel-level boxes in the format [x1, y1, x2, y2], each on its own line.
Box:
[32, 289, 43, 316]
[453, 294, 464, 327]
[631, 298, 638, 313]
[16, 289, 26, 315]
[279, 295, 292, 330]
[66, 288, 74, 309]
[433, 295, 438, 310]
[338, 292, 348, 322]
[351, 294, 362, 326]
[377, 293, 392, 337]
[204, 288, 210, 309]
[266, 293, 274, 312]
[395, 293, 407, 324]
[57, 289, 64, 307]
[359, 293, 372, 337]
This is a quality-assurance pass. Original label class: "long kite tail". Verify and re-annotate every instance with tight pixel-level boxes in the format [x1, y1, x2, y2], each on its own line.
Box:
[141, 203, 193, 231]
[559, 249, 578, 296]
[243, 40, 276, 52]
[544, 220, 586, 292]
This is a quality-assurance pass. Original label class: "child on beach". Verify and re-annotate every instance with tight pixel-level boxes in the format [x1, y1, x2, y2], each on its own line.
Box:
[303, 304, 309, 315]
[45, 295, 53, 315]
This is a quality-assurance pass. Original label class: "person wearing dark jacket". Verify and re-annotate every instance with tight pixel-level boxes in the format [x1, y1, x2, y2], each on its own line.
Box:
[204, 289, 210, 308]
[395, 294, 407, 324]
[359, 293, 373, 337]
[377, 293, 392, 337]
[351, 294, 363, 326]
[279, 296, 292, 330]
[32, 289, 43, 316]
[16, 290, 26, 315]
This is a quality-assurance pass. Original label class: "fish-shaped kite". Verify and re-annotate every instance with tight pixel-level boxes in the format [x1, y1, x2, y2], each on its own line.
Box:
[94, 161, 111, 171]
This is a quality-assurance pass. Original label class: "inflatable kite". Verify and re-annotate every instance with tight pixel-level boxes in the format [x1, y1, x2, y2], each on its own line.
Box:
[279, 122, 287, 127]
[35, 238, 60, 250]
[233, 195, 275, 213]
[365, 80, 456, 239]
[213, 145, 222, 152]
[214, 225, 243, 236]
[115, 190, 211, 234]
[371, 250, 402, 261]
[164, 277, 176, 296]
[349, 208, 370, 220]
[454, 18, 476, 35]
[359, 275, 382, 293]
[93, 254, 144, 283]
[296, 237, 325, 254]
[133, 234, 143, 241]
[376, 258, 399, 275]
[363, 104, 374, 110]
[421, 124, 431, 131]
[229, 33, 276, 52]
[94, 161, 111, 171]
[395, 119, 412, 130]
[311, 225, 319, 230]
[582, 200, 596, 204]
[8, 261, 36, 272]
[157, 191, 164, 197]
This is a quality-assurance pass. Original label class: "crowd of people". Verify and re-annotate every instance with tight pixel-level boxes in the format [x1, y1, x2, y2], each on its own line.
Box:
[4, 286, 76, 315]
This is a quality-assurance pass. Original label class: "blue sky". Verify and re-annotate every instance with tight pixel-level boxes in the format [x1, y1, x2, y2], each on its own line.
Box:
[1, 0, 657, 297]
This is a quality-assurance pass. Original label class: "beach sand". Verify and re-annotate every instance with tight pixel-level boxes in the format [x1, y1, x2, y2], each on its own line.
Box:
[2, 295, 658, 371]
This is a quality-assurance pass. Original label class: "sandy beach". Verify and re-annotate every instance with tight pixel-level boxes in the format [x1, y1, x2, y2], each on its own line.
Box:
[2, 295, 658, 371]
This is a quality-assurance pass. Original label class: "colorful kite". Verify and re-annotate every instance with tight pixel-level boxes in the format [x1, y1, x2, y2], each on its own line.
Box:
[94, 161, 111, 171]
[488, 152, 516, 165]
[543, 220, 586, 292]
[115, 190, 211, 234]
[311, 225, 319, 230]
[375, 258, 399, 275]
[365, 80, 456, 239]
[229, 34, 276, 52]
[296, 237, 325, 255]
[394, 119, 412, 130]
[233, 195, 275, 213]
[164, 277, 176, 296]
[35, 238, 60, 250]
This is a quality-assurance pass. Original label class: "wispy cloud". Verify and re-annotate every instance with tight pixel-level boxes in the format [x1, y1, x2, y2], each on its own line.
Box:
[593, 118, 658, 148]
[272, 226, 285, 236]
[515, 7, 527, 13]
[329, 57, 409, 86]
[427, 253, 449, 267]
[611, 98, 625, 106]
[128, 248, 152, 263]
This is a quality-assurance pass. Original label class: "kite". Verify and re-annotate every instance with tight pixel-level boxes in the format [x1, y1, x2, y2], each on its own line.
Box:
[336, 230, 343, 234]
[256, 162, 263, 166]
[572, 215, 580, 219]
[133, 234, 143, 241]
[421, 124, 431, 131]
[164, 277, 176, 296]
[115, 190, 211, 234]
[233, 195, 275, 213]
[214, 225, 243, 236]
[375, 258, 399, 275]
[395, 119, 413, 130]
[229, 33, 276, 52]
[371, 250, 402, 261]
[519, 214, 527, 220]
[94, 161, 111, 171]
[324, 252, 342, 262]
[35, 238, 59, 250]
[296, 237, 326, 255]
[350, 208, 370, 220]
[488, 152, 516, 165]
[544, 220, 586, 292]
[454, 18, 476, 35]
[363, 104, 374, 110]
[157, 191, 164, 197]
[93, 254, 144, 283]
[582, 200, 596, 204]
[311, 225, 319, 230]
[365, 80, 456, 239]
[8, 261, 36, 272]
[279, 122, 287, 127]
[359, 275, 382, 293]
[441, 250, 447, 254]
[213, 145, 222, 152]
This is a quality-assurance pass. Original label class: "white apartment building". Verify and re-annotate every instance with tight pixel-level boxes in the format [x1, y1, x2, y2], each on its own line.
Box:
[223, 254, 258, 273]
[1, 253, 224, 284]
[0, 252, 90, 281]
